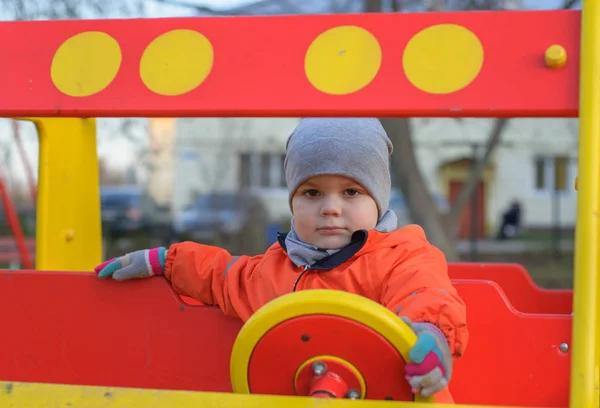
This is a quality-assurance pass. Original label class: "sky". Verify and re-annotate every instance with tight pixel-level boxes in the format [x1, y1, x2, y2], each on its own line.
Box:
[0, 0, 580, 188]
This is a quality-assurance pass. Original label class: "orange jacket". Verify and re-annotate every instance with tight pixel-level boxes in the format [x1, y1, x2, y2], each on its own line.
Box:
[164, 224, 468, 402]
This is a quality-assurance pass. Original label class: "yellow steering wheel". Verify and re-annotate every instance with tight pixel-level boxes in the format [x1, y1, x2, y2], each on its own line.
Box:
[230, 289, 435, 403]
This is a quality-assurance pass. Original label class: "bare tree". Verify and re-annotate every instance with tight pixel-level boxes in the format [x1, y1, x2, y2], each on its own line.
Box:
[0, 0, 144, 20]
[368, 0, 577, 260]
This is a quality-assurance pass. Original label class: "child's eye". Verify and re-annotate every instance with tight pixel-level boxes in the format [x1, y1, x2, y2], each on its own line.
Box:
[345, 189, 360, 196]
[304, 189, 320, 197]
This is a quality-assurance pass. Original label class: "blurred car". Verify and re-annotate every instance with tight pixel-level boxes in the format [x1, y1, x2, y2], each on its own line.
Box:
[173, 188, 449, 240]
[173, 193, 258, 240]
[100, 186, 146, 238]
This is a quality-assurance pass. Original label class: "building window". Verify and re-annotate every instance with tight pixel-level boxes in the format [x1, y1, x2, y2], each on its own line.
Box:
[239, 152, 286, 189]
[260, 153, 271, 187]
[239, 153, 251, 188]
[534, 156, 574, 193]
[554, 156, 569, 191]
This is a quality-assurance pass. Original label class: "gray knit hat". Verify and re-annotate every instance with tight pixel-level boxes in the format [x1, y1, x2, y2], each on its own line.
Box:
[284, 118, 394, 217]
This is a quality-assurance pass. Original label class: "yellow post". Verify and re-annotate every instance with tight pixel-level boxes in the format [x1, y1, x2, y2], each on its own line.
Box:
[570, 0, 600, 407]
[30, 118, 102, 271]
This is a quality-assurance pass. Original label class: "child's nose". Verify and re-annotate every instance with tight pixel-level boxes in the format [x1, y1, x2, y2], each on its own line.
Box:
[320, 196, 342, 216]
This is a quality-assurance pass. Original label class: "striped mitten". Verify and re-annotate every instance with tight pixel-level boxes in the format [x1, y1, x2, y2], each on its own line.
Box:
[94, 247, 167, 280]
[401, 316, 453, 398]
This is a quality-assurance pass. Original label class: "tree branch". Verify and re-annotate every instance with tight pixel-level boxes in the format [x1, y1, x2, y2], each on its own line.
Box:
[365, 0, 382, 12]
[152, 0, 246, 15]
[562, 0, 580, 9]
[152, 0, 302, 16]
[382, 118, 460, 259]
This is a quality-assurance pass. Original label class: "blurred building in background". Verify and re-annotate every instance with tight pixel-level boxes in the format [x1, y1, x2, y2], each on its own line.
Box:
[146, 117, 577, 240]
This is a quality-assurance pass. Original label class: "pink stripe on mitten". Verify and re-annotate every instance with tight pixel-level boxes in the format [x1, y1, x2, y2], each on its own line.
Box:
[147, 248, 164, 276]
[405, 352, 446, 377]
[94, 259, 115, 274]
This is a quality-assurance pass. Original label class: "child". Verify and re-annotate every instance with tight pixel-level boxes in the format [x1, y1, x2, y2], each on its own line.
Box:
[95, 118, 468, 402]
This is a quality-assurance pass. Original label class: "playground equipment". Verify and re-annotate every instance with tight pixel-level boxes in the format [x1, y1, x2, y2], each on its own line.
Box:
[447, 263, 573, 314]
[0, 6, 595, 408]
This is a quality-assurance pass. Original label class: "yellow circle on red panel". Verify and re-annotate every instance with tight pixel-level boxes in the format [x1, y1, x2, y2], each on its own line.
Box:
[140, 29, 214, 96]
[51, 31, 122, 97]
[403, 24, 483, 94]
[304, 26, 382, 95]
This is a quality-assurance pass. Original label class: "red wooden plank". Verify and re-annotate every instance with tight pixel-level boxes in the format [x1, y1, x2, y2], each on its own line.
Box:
[0, 10, 580, 118]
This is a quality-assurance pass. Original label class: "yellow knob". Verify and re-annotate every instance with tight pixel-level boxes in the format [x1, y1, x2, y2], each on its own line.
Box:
[63, 229, 75, 242]
[545, 45, 567, 69]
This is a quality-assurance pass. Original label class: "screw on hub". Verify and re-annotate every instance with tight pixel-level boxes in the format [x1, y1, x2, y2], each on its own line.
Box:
[347, 389, 361, 400]
[312, 361, 327, 376]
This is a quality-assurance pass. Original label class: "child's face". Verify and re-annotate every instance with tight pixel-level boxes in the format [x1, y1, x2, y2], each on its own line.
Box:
[291, 175, 379, 249]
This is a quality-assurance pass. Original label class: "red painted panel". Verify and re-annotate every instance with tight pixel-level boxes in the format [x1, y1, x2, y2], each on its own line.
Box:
[0, 271, 242, 392]
[450, 280, 571, 407]
[0, 10, 580, 118]
[449, 263, 573, 315]
[0, 271, 571, 407]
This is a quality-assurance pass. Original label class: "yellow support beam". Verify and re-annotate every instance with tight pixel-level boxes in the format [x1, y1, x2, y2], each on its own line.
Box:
[570, 0, 600, 407]
[29, 118, 102, 271]
[0, 381, 541, 408]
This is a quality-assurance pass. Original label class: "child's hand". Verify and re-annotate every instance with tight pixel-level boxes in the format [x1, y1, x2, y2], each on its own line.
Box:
[400, 317, 452, 398]
[94, 247, 167, 280]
